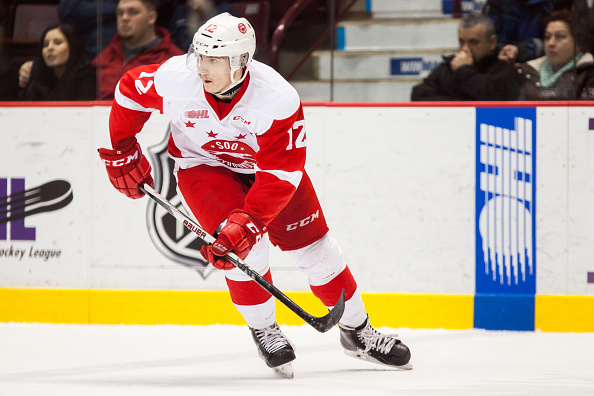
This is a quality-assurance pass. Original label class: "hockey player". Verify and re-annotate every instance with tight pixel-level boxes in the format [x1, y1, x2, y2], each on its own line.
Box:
[98, 12, 411, 378]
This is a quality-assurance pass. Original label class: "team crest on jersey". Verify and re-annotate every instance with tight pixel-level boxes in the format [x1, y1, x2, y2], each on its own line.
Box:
[145, 126, 213, 279]
[202, 139, 256, 169]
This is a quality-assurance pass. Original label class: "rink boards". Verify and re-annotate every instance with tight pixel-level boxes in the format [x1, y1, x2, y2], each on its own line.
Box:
[0, 102, 593, 332]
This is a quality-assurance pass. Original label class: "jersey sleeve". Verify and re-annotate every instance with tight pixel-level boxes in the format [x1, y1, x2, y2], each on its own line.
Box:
[108, 63, 164, 149]
[242, 105, 307, 226]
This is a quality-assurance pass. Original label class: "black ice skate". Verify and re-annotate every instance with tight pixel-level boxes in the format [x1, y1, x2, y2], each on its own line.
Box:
[250, 323, 296, 379]
[339, 316, 412, 370]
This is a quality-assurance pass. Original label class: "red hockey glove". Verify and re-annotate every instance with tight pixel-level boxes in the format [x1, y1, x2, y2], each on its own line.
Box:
[98, 141, 154, 199]
[200, 210, 266, 270]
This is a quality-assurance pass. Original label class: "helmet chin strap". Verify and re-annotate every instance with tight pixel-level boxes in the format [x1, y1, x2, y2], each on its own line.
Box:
[215, 81, 244, 97]
[213, 67, 248, 96]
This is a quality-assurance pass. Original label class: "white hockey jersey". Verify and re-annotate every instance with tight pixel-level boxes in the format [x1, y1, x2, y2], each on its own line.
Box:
[109, 56, 308, 225]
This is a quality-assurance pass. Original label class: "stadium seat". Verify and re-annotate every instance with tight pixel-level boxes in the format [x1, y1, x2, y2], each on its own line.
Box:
[2, 3, 59, 68]
[11, 4, 59, 41]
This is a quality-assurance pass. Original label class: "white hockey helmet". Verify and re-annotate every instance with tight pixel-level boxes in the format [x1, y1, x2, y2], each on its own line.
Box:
[187, 12, 256, 85]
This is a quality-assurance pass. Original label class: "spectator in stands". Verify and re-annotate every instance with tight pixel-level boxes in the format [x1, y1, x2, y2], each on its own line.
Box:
[58, 0, 179, 59]
[18, 0, 118, 89]
[483, 0, 590, 64]
[93, 0, 184, 100]
[517, 9, 594, 99]
[19, 0, 183, 99]
[20, 23, 96, 101]
[58, 0, 119, 59]
[483, 0, 553, 63]
[410, 12, 520, 101]
[0, 19, 20, 101]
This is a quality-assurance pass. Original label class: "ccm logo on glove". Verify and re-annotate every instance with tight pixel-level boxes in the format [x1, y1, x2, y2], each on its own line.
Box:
[100, 151, 139, 167]
[98, 141, 154, 199]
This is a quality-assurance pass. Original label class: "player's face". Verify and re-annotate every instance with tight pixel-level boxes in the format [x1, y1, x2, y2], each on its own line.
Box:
[197, 55, 233, 93]
[42, 28, 70, 72]
[116, 0, 156, 42]
[458, 24, 496, 63]
[544, 21, 576, 72]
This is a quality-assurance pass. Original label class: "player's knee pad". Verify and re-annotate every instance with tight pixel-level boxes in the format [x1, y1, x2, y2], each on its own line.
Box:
[288, 233, 346, 286]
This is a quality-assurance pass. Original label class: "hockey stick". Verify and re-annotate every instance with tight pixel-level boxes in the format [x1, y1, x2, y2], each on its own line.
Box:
[139, 184, 345, 333]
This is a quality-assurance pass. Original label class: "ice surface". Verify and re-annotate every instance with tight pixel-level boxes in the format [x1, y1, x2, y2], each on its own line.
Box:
[1, 323, 593, 395]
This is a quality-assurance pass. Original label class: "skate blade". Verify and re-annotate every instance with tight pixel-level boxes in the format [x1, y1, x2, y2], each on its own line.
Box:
[272, 362, 294, 379]
[344, 350, 413, 370]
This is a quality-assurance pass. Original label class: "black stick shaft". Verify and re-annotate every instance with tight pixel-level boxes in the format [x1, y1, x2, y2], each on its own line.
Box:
[139, 184, 344, 333]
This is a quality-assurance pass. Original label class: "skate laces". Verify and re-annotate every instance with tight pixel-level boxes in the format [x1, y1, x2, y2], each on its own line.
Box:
[358, 323, 398, 355]
[254, 324, 292, 354]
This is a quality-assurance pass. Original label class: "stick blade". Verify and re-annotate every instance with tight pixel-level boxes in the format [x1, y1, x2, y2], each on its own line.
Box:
[308, 289, 346, 333]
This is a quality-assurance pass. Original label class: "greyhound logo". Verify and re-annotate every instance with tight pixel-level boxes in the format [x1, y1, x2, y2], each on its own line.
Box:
[202, 139, 256, 169]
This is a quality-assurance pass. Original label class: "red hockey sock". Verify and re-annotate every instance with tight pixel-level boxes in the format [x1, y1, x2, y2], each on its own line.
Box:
[310, 266, 357, 306]
[226, 269, 273, 306]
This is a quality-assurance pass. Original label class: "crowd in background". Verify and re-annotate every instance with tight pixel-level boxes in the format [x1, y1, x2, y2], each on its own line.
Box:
[1, 0, 594, 101]
[411, 0, 594, 101]
[0, 0, 232, 101]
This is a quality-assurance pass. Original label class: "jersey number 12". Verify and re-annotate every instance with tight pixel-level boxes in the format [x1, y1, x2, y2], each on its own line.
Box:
[286, 120, 306, 150]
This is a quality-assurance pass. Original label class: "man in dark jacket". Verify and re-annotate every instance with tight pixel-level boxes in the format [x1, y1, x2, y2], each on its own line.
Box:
[93, 0, 184, 100]
[411, 11, 520, 101]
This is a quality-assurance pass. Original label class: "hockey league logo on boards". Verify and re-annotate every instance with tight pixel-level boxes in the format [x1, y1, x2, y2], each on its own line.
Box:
[146, 127, 212, 278]
[0, 178, 72, 261]
[475, 108, 536, 294]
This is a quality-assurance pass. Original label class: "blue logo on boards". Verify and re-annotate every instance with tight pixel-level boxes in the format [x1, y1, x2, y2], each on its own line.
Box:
[442, 0, 485, 14]
[390, 58, 440, 76]
[475, 108, 537, 330]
